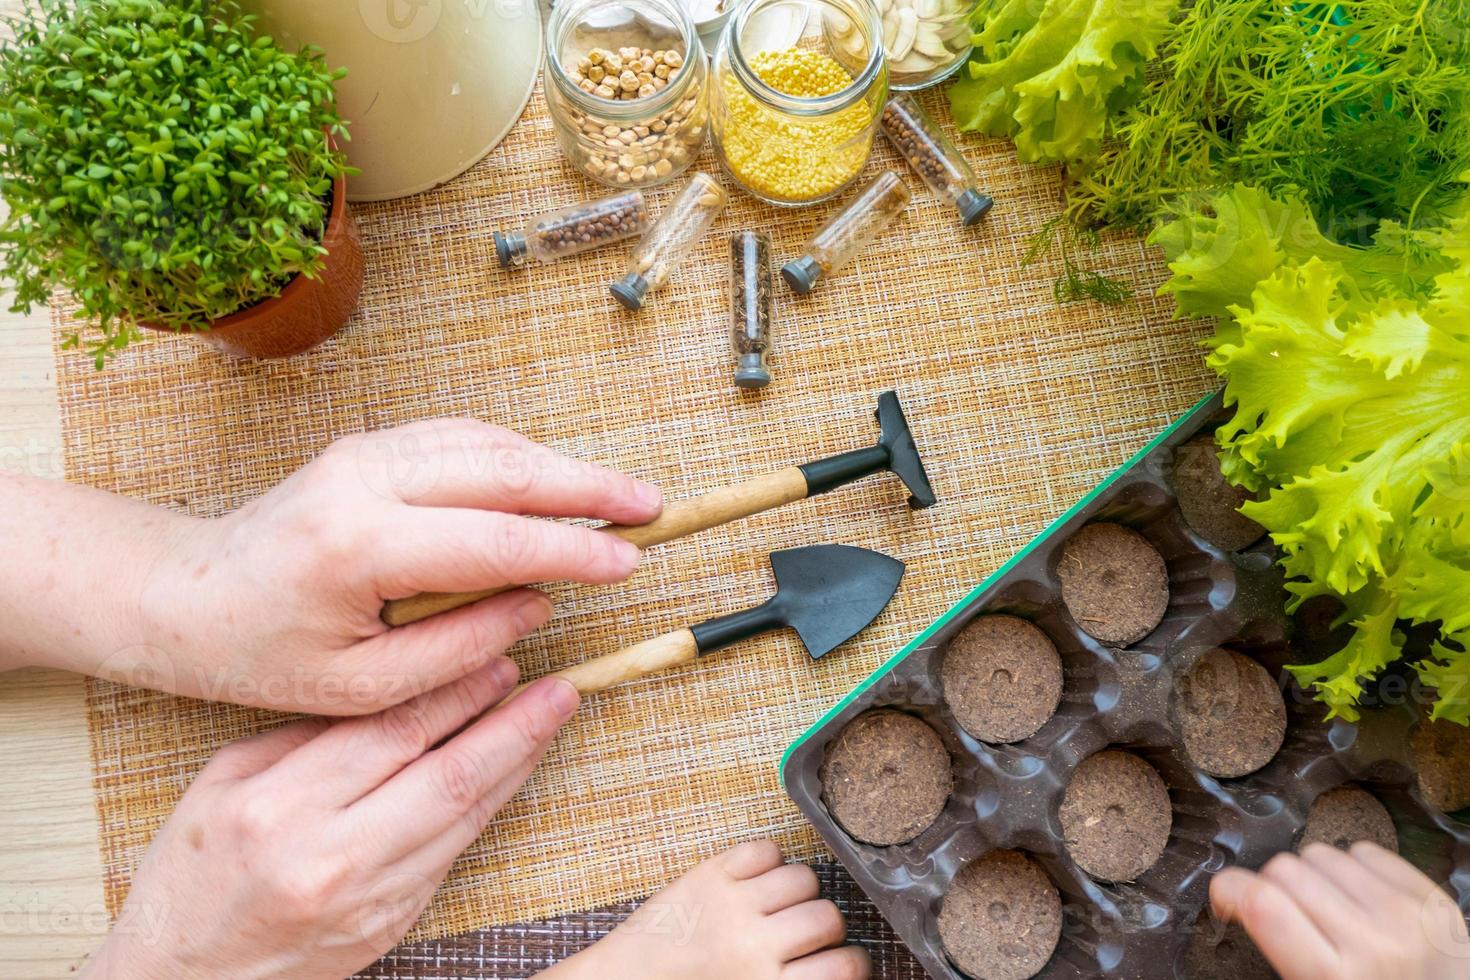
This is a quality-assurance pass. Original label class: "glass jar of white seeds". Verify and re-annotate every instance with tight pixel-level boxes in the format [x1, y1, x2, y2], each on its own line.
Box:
[872, 0, 977, 90]
[545, 0, 711, 189]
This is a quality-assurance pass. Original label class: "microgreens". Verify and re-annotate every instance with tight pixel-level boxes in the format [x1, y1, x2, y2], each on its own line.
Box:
[0, 0, 353, 366]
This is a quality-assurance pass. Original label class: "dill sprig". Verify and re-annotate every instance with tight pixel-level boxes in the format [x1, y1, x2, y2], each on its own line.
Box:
[1066, 0, 1470, 241]
[1023, 216, 1133, 306]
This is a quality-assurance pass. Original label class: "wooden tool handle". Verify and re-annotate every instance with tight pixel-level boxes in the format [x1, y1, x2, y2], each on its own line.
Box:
[382, 585, 510, 627]
[380, 466, 809, 627]
[512, 628, 700, 699]
[600, 465, 809, 550]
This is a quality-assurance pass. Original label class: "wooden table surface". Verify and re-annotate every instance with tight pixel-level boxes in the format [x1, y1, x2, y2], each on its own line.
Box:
[1, 3, 106, 955]
[0, 303, 109, 978]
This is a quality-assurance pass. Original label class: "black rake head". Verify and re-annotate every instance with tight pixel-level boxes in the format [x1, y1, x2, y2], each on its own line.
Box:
[876, 390, 936, 510]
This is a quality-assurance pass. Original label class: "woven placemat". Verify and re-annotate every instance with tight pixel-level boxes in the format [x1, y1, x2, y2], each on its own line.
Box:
[58, 78, 1214, 942]
[354, 863, 925, 979]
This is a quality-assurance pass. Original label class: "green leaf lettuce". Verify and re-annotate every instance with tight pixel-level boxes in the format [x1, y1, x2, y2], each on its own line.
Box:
[1157, 186, 1470, 722]
[948, 0, 1179, 163]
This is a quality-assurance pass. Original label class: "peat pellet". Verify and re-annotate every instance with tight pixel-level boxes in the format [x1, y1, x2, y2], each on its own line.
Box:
[1056, 523, 1170, 645]
[1299, 785, 1398, 853]
[1170, 435, 1266, 551]
[821, 710, 952, 846]
[1411, 720, 1470, 813]
[938, 850, 1062, 980]
[1180, 911, 1278, 980]
[943, 615, 1064, 743]
[1059, 749, 1172, 882]
[1175, 648, 1287, 778]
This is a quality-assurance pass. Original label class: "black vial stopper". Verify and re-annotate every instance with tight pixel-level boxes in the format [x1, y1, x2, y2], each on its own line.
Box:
[956, 189, 994, 227]
[610, 272, 650, 310]
[780, 255, 823, 295]
[734, 353, 771, 389]
[493, 231, 528, 268]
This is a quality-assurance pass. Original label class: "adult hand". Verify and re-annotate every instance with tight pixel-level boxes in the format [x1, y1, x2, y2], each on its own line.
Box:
[2, 418, 661, 714]
[1211, 842, 1470, 980]
[84, 664, 579, 979]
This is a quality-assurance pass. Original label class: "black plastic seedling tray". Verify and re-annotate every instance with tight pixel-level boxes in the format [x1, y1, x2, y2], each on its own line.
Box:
[781, 391, 1470, 979]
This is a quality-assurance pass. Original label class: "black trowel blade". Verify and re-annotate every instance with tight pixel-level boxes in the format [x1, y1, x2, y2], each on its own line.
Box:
[770, 545, 906, 659]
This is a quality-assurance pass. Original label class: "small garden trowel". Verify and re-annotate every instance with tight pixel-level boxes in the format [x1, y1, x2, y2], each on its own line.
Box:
[519, 544, 905, 698]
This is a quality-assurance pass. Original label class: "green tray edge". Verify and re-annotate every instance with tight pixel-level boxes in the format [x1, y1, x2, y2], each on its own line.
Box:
[778, 390, 1223, 781]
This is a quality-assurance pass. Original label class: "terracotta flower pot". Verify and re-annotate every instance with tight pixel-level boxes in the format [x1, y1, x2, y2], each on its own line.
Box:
[143, 174, 364, 359]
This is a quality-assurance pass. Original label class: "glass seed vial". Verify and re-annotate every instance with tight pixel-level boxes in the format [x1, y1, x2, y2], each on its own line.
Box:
[611, 170, 729, 310]
[729, 231, 774, 388]
[494, 191, 650, 267]
[781, 170, 911, 294]
[880, 93, 991, 226]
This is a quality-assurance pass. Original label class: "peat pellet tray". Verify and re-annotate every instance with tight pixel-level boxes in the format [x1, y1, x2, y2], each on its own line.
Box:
[781, 392, 1470, 980]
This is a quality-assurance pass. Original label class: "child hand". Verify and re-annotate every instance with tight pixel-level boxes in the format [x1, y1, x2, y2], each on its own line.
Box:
[541, 840, 870, 980]
[1211, 841, 1470, 979]
[120, 418, 662, 714]
[83, 665, 579, 979]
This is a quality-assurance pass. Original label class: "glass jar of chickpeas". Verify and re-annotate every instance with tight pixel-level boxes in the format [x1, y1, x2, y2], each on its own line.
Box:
[710, 0, 888, 206]
[544, 0, 710, 189]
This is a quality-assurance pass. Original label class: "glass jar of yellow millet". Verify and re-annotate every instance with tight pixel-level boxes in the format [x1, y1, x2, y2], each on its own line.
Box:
[711, 0, 888, 206]
[544, 0, 710, 189]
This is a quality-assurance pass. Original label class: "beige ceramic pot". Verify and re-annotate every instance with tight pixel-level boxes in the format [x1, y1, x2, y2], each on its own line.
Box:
[242, 0, 543, 201]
